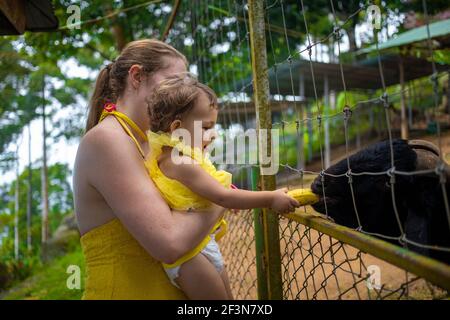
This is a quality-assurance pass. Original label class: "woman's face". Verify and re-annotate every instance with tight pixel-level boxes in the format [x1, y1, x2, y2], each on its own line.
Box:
[136, 57, 187, 128]
[150, 58, 187, 88]
[141, 58, 187, 100]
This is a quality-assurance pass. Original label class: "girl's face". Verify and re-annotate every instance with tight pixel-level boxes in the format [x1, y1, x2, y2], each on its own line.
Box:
[174, 92, 218, 152]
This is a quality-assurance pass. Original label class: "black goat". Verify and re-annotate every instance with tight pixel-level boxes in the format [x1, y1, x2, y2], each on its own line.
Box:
[310, 139, 450, 264]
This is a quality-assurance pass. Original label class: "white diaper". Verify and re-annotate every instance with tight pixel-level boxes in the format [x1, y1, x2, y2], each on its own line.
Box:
[164, 234, 224, 289]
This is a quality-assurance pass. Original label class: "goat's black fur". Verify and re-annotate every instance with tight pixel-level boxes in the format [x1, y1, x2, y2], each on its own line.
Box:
[310, 139, 450, 264]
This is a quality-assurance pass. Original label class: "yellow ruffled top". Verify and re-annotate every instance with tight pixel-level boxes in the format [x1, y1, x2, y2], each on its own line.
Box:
[145, 131, 232, 268]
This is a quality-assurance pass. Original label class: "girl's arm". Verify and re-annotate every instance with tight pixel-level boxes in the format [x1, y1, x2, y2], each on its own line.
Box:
[81, 128, 226, 265]
[160, 155, 299, 213]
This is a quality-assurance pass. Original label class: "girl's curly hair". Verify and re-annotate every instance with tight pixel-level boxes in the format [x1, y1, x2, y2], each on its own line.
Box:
[147, 73, 218, 132]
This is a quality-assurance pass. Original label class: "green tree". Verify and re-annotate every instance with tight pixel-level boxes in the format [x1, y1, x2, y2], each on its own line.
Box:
[0, 163, 73, 260]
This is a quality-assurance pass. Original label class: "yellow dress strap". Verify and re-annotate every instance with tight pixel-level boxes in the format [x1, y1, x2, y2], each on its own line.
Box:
[214, 219, 227, 242]
[100, 110, 147, 141]
[99, 109, 147, 159]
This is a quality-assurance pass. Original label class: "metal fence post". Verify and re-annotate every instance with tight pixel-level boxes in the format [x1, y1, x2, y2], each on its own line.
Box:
[251, 167, 268, 299]
[247, 0, 283, 300]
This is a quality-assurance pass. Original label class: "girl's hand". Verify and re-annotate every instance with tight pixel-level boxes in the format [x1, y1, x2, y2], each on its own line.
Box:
[269, 188, 300, 214]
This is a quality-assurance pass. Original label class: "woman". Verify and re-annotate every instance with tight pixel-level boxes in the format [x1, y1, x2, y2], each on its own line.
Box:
[73, 39, 226, 299]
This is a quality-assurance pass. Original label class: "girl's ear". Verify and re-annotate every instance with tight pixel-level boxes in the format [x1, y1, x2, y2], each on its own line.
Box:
[128, 64, 143, 90]
[169, 119, 182, 132]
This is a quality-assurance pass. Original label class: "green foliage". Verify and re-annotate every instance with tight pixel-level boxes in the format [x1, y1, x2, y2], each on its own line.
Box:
[1, 0, 448, 162]
[434, 49, 450, 65]
[0, 0, 176, 166]
[0, 255, 41, 291]
[1, 246, 84, 300]
[0, 163, 73, 261]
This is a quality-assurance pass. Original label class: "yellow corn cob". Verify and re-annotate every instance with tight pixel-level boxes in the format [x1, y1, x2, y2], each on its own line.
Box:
[287, 188, 319, 206]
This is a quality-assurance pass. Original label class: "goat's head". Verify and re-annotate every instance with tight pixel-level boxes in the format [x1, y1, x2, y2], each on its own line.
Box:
[311, 139, 420, 235]
[311, 139, 450, 262]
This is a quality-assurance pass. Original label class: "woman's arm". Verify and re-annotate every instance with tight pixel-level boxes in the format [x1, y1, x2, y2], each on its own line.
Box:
[160, 155, 299, 213]
[81, 128, 225, 265]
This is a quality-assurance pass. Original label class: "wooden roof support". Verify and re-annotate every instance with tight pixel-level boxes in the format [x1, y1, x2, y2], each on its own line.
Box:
[0, 0, 26, 34]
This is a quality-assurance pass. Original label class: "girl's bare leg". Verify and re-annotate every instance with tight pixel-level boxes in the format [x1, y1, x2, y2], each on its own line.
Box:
[220, 267, 234, 300]
[176, 253, 229, 300]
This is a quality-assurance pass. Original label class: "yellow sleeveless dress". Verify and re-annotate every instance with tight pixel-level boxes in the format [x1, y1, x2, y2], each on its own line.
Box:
[80, 109, 187, 299]
[145, 131, 232, 269]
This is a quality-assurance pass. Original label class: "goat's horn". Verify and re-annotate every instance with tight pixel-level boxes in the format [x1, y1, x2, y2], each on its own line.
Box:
[408, 139, 440, 157]
[414, 148, 440, 171]
[409, 140, 450, 179]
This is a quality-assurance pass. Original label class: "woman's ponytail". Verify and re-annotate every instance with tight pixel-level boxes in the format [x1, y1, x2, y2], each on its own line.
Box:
[85, 64, 113, 133]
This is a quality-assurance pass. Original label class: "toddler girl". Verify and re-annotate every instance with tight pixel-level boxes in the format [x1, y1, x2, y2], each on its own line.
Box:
[145, 73, 299, 299]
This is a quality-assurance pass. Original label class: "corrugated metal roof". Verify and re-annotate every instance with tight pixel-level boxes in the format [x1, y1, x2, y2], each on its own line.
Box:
[358, 18, 450, 54]
[234, 55, 448, 98]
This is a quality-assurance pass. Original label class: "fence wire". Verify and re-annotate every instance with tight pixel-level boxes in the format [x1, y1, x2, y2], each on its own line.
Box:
[279, 216, 448, 300]
[165, 0, 450, 299]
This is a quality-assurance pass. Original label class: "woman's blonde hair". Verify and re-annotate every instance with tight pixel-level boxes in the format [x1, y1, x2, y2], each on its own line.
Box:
[147, 73, 218, 133]
[86, 39, 187, 132]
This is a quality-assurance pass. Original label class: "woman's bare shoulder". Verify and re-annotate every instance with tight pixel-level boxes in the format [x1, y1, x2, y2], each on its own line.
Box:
[75, 120, 147, 191]
[77, 120, 140, 164]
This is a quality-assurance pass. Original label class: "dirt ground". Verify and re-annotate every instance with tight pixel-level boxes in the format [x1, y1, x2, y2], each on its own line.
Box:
[220, 131, 450, 300]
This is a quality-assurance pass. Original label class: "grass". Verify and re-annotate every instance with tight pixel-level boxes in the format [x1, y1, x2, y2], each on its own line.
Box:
[0, 246, 85, 300]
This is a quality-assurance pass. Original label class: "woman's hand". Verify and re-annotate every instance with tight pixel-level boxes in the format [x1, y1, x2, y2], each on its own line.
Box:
[269, 188, 300, 214]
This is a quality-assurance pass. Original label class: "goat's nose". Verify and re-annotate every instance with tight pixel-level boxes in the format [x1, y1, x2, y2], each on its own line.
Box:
[311, 177, 322, 193]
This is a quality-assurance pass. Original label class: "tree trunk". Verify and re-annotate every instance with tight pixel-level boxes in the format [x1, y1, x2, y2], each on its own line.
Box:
[41, 78, 49, 249]
[105, 4, 128, 52]
[399, 56, 409, 139]
[447, 77, 450, 115]
[297, 72, 305, 170]
[314, 37, 318, 61]
[27, 124, 32, 252]
[307, 104, 313, 162]
[327, 42, 331, 63]
[122, 0, 135, 43]
[408, 81, 413, 128]
[346, 25, 358, 52]
[355, 111, 361, 149]
[14, 147, 20, 260]
[324, 76, 330, 169]
[296, 105, 305, 170]
[191, 2, 200, 80]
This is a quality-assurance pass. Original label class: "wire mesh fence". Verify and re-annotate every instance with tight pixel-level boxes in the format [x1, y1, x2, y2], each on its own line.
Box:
[165, 0, 450, 299]
[279, 213, 448, 300]
[220, 208, 257, 299]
